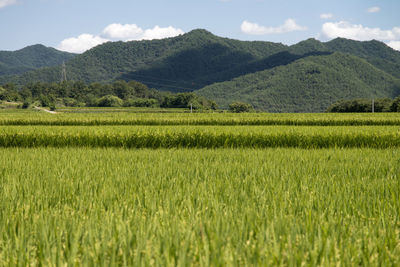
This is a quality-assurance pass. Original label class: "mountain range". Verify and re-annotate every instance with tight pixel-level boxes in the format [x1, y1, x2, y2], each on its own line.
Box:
[0, 44, 75, 77]
[1, 29, 400, 112]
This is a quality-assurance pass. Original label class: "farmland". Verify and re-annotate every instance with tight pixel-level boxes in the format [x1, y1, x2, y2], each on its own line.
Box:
[0, 109, 399, 265]
[2, 110, 400, 126]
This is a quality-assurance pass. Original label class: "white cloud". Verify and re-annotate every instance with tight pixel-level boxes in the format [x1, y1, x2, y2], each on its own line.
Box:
[58, 24, 184, 53]
[0, 0, 16, 9]
[322, 21, 400, 41]
[58, 34, 109, 54]
[388, 41, 400, 51]
[320, 13, 333, 19]
[241, 19, 307, 35]
[321, 21, 400, 51]
[103, 24, 143, 40]
[141, 26, 184, 40]
[367, 6, 380, 13]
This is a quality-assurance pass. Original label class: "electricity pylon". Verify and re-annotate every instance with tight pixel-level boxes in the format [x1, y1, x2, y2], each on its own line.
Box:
[61, 62, 67, 82]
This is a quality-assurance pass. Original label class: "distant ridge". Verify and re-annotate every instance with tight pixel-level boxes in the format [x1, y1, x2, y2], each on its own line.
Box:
[0, 44, 76, 76]
[1, 29, 400, 112]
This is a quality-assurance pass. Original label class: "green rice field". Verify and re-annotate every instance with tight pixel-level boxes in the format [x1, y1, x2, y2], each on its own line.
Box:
[0, 109, 399, 266]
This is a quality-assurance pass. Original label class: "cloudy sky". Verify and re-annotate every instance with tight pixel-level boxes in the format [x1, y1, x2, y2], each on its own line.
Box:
[1, 0, 399, 53]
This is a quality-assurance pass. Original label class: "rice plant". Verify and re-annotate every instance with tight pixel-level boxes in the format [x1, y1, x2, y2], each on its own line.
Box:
[0, 148, 399, 266]
[1, 110, 400, 126]
[0, 125, 400, 148]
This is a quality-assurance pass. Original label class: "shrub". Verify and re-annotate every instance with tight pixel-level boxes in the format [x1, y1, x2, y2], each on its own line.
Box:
[390, 96, 400, 112]
[229, 102, 253, 113]
[97, 95, 123, 107]
[22, 101, 31, 109]
[123, 98, 159, 107]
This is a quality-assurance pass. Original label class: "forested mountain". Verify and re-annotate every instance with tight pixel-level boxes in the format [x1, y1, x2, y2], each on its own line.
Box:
[1, 29, 400, 112]
[197, 53, 400, 112]
[0, 30, 289, 87]
[0, 45, 75, 76]
[289, 38, 400, 79]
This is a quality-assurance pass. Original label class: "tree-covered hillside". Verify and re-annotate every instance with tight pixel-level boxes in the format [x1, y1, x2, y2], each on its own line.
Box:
[197, 53, 400, 112]
[289, 38, 400, 79]
[0, 45, 75, 76]
[0, 30, 288, 87]
[2, 30, 400, 112]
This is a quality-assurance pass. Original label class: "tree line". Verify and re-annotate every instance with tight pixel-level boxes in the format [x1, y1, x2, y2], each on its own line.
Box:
[326, 97, 400, 112]
[0, 80, 217, 110]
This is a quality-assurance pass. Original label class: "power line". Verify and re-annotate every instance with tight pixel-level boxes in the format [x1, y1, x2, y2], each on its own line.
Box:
[135, 79, 195, 91]
[122, 72, 198, 86]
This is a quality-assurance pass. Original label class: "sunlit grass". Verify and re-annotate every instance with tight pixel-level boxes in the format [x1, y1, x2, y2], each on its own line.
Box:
[1, 110, 400, 126]
[0, 148, 399, 265]
[1, 125, 400, 148]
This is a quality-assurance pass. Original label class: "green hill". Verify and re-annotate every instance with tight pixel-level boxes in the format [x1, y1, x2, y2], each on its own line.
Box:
[0, 45, 75, 76]
[289, 38, 400, 79]
[2, 30, 400, 112]
[0, 30, 288, 87]
[197, 52, 400, 112]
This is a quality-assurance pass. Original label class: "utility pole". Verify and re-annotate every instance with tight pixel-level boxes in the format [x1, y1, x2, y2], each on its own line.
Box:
[372, 98, 374, 113]
[61, 62, 67, 82]
[190, 103, 193, 113]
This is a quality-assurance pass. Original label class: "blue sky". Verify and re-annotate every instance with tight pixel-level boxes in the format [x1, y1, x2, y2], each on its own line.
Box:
[1, 0, 399, 53]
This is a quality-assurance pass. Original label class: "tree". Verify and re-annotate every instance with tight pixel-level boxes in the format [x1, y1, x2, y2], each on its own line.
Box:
[327, 98, 393, 113]
[391, 96, 400, 112]
[0, 86, 6, 100]
[229, 101, 253, 113]
[128, 80, 150, 98]
[113, 80, 133, 99]
[97, 95, 123, 107]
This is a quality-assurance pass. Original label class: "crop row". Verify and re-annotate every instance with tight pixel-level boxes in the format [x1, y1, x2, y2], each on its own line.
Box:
[1, 126, 400, 148]
[1, 110, 400, 126]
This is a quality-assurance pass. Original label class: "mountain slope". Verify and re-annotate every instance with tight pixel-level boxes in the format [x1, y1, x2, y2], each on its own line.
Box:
[0, 30, 288, 87]
[197, 52, 400, 112]
[289, 38, 400, 79]
[0, 44, 76, 76]
[3, 31, 400, 89]
[2, 30, 400, 112]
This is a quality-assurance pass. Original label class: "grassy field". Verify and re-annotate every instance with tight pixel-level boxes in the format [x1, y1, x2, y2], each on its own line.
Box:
[1, 125, 400, 148]
[0, 109, 399, 266]
[2, 109, 400, 126]
[1, 148, 399, 266]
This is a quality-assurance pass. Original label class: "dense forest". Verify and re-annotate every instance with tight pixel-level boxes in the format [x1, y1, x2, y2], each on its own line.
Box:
[0, 45, 75, 77]
[197, 52, 400, 112]
[0, 80, 217, 110]
[1, 29, 400, 112]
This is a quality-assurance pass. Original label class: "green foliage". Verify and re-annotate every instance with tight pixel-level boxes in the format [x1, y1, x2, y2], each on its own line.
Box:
[229, 101, 254, 113]
[3, 112, 400, 126]
[2, 31, 400, 112]
[97, 95, 123, 107]
[161, 92, 215, 110]
[391, 96, 400, 112]
[198, 53, 400, 112]
[326, 98, 393, 112]
[0, 30, 290, 88]
[123, 98, 158, 107]
[0, 44, 75, 76]
[1, 125, 400, 149]
[0, 80, 214, 110]
[0, 111, 400, 264]
[21, 99, 31, 109]
[0, 86, 5, 100]
[61, 97, 85, 107]
[39, 94, 54, 108]
[1, 147, 399, 265]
